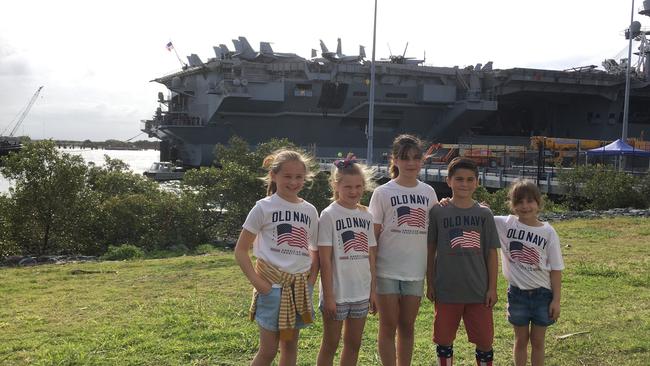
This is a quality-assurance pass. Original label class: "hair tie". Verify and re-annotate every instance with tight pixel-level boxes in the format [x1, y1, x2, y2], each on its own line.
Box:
[334, 154, 357, 169]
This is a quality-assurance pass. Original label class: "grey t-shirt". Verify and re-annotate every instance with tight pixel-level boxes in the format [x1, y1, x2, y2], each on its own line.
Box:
[428, 202, 500, 303]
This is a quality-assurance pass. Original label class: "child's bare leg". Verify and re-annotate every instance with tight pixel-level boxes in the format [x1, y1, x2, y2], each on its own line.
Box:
[396, 295, 420, 366]
[513, 325, 530, 366]
[252, 326, 279, 366]
[530, 325, 547, 366]
[278, 330, 299, 366]
[377, 294, 400, 366]
[317, 317, 344, 366]
[340, 317, 367, 365]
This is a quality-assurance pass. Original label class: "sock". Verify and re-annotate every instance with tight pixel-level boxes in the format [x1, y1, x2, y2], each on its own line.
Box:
[475, 349, 493, 366]
[436, 345, 453, 366]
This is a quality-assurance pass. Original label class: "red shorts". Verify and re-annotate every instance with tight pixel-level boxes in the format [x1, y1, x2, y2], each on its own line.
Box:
[433, 302, 494, 348]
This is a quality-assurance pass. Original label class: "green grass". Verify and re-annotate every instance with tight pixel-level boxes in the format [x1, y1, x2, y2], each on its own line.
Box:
[1, 217, 649, 365]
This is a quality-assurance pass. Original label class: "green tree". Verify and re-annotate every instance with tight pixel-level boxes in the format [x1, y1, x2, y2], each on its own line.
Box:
[0, 140, 97, 255]
[87, 155, 158, 200]
[302, 171, 332, 213]
[182, 136, 268, 240]
[183, 136, 331, 240]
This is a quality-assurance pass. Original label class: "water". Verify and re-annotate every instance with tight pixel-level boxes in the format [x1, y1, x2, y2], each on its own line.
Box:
[0, 148, 160, 194]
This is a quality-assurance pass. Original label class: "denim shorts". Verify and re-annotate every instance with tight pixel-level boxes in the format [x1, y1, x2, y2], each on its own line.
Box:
[506, 285, 555, 327]
[376, 277, 424, 297]
[255, 285, 314, 332]
[319, 299, 369, 321]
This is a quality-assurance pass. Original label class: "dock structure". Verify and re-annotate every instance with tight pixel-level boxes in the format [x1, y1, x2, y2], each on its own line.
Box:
[319, 161, 566, 194]
[378, 164, 566, 194]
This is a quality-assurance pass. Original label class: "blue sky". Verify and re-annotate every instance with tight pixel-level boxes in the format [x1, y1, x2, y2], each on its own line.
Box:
[0, 0, 641, 141]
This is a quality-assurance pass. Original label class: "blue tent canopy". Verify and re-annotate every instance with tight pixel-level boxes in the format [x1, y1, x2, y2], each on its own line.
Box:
[586, 139, 650, 157]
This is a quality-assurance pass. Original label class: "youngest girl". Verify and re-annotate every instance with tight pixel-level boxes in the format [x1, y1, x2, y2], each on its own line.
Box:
[495, 179, 564, 366]
[317, 154, 377, 366]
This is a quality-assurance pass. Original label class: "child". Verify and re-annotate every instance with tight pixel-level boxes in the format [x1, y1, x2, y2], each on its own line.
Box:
[427, 157, 500, 366]
[316, 154, 377, 366]
[234, 149, 320, 366]
[368, 135, 439, 366]
[495, 179, 564, 366]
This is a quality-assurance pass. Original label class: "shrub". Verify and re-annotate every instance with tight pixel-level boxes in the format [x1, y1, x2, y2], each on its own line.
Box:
[101, 244, 144, 261]
[0, 195, 20, 256]
[541, 194, 568, 213]
[559, 165, 646, 210]
[195, 244, 216, 255]
[472, 186, 567, 215]
[97, 191, 205, 253]
[473, 186, 509, 215]
[583, 168, 644, 210]
[640, 174, 650, 208]
[557, 165, 594, 210]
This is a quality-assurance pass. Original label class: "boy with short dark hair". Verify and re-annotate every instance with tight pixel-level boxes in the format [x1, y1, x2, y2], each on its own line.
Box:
[426, 157, 500, 366]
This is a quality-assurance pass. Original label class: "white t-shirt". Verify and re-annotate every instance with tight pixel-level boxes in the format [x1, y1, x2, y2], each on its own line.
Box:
[318, 202, 377, 303]
[242, 194, 319, 274]
[495, 215, 565, 290]
[368, 180, 439, 280]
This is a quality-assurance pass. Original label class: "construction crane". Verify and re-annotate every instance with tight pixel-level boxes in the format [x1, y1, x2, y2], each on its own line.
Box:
[2, 86, 44, 137]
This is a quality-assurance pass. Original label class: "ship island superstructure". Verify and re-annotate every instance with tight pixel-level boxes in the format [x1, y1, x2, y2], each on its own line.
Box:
[143, 32, 650, 167]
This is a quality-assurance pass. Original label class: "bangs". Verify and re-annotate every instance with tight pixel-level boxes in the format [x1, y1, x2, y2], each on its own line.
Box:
[511, 185, 541, 205]
[396, 145, 423, 160]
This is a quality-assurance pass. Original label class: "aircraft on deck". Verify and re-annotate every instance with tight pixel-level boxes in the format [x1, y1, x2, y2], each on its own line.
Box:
[380, 42, 425, 65]
[319, 38, 365, 63]
[229, 37, 305, 63]
[258, 41, 305, 62]
[213, 44, 235, 60]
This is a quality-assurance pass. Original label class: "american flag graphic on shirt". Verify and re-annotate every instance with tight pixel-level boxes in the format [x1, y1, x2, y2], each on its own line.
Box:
[509, 241, 539, 265]
[341, 230, 369, 253]
[396, 206, 426, 228]
[275, 223, 309, 250]
[449, 228, 481, 249]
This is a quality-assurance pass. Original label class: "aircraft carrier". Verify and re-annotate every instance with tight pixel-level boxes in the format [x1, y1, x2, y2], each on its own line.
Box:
[142, 15, 650, 167]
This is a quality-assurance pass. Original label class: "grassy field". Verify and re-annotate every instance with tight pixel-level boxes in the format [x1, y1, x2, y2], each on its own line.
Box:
[1, 217, 649, 365]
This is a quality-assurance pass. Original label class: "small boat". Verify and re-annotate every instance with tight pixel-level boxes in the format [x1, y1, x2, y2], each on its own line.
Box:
[143, 162, 185, 181]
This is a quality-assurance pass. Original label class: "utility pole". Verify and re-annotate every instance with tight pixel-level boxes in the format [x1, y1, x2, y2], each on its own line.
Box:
[622, 0, 635, 143]
[367, 0, 377, 165]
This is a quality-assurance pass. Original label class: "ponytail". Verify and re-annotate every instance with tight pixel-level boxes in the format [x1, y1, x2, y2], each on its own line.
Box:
[330, 153, 375, 201]
[261, 149, 314, 196]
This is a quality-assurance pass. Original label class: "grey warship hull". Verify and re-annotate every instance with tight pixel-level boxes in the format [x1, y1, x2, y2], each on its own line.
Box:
[143, 43, 650, 167]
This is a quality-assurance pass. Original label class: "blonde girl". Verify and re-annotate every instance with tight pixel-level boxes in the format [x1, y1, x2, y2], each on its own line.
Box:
[368, 135, 439, 366]
[234, 149, 320, 366]
[317, 154, 377, 366]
